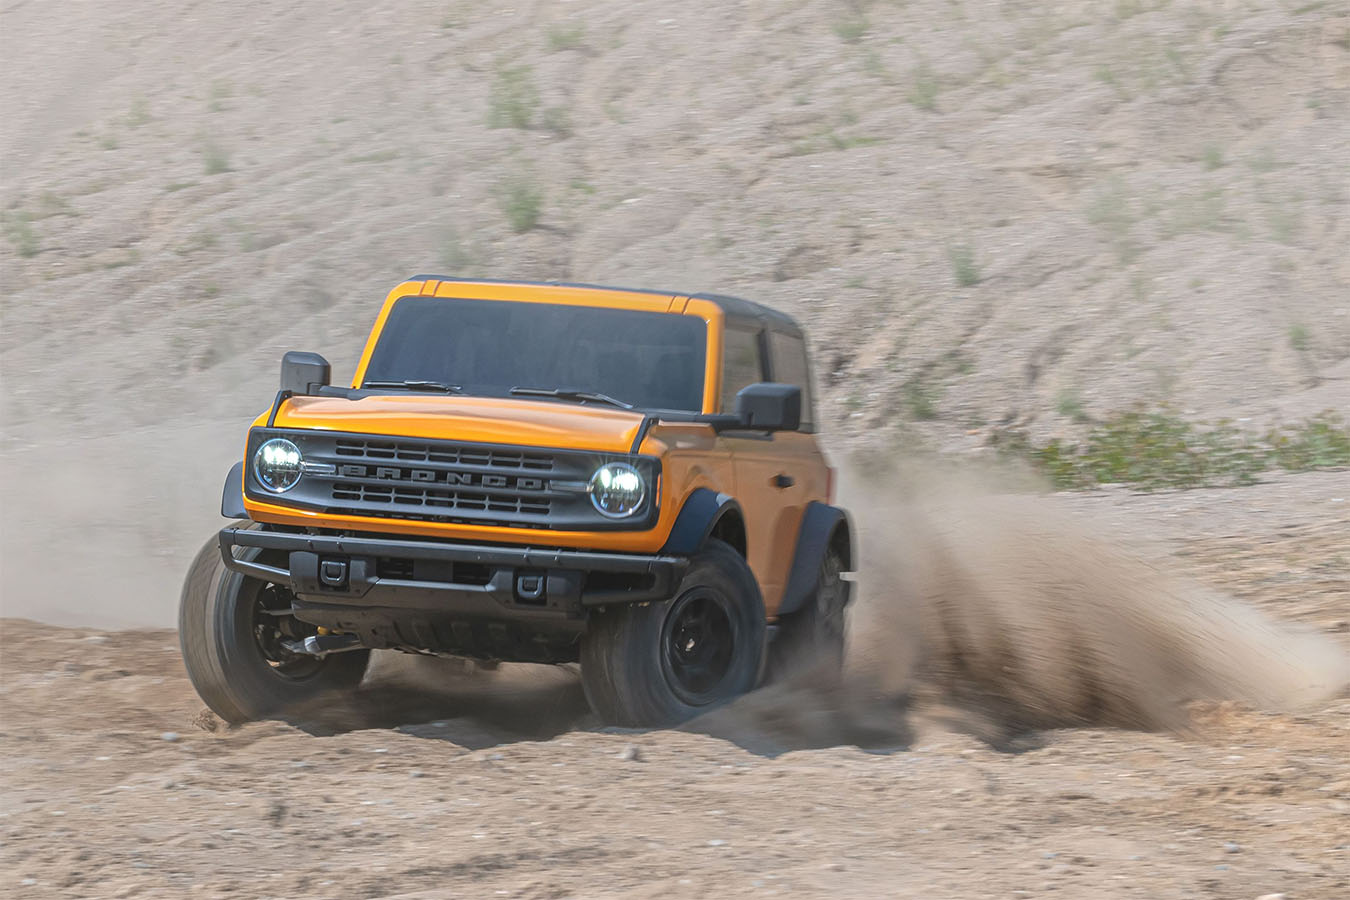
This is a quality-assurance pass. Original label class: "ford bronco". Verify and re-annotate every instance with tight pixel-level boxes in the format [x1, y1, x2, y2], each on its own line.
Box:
[180, 277, 853, 727]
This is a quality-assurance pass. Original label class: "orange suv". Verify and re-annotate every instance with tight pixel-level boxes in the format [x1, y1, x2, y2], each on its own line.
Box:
[180, 278, 853, 727]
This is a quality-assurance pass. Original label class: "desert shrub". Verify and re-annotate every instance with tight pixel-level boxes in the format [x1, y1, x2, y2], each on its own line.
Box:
[990, 409, 1350, 491]
[498, 177, 543, 232]
[488, 65, 539, 129]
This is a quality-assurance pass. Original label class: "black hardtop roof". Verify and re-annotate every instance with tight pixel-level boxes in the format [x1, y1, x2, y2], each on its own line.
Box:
[406, 276, 803, 337]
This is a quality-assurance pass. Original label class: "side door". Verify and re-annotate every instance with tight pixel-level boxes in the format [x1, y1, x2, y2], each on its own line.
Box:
[721, 326, 816, 616]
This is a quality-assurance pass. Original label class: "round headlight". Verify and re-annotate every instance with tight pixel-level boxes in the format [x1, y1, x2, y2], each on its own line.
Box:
[590, 462, 646, 518]
[254, 438, 303, 493]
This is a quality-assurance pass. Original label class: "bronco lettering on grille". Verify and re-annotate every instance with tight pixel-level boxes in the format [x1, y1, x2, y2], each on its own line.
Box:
[337, 464, 547, 491]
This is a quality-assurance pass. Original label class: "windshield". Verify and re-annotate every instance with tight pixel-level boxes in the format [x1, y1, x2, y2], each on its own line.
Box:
[362, 297, 708, 412]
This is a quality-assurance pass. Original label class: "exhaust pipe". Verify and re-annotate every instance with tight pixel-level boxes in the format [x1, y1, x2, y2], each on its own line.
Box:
[283, 633, 365, 657]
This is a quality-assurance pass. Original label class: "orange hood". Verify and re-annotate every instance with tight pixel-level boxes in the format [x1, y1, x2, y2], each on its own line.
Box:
[270, 394, 648, 454]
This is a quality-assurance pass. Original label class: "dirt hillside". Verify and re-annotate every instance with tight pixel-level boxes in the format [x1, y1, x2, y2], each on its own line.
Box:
[2, 0, 1348, 625]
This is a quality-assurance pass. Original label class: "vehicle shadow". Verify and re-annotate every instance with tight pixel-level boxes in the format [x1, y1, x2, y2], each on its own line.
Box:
[274, 653, 1046, 758]
[280, 653, 593, 748]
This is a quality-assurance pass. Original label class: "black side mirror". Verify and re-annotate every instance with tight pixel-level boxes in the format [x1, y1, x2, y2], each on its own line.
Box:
[735, 382, 801, 431]
[280, 351, 331, 396]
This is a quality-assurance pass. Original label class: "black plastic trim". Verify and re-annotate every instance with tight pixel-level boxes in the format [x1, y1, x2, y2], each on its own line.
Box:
[777, 502, 854, 618]
[659, 488, 744, 556]
[265, 389, 293, 428]
[218, 527, 688, 609]
[220, 462, 246, 519]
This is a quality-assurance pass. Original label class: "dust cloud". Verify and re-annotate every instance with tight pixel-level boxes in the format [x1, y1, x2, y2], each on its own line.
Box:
[694, 463, 1350, 752]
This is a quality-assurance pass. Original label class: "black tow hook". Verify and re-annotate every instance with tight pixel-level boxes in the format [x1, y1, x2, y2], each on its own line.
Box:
[283, 633, 365, 658]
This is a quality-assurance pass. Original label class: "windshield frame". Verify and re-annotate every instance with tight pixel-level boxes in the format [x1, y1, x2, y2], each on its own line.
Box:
[353, 292, 716, 414]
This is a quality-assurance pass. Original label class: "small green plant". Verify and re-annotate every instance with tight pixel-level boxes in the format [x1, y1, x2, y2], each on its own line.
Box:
[862, 50, 887, 79]
[833, 19, 869, 43]
[546, 23, 586, 51]
[1264, 202, 1303, 245]
[541, 105, 573, 138]
[1201, 144, 1224, 170]
[907, 63, 939, 110]
[568, 178, 597, 195]
[98, 134, 119, 150]
[1056, 390, 1089, 423]
[202, 140, 231, 175]
[125, 97, 151, 128]
[175, 230, 219, 256]
[901, 378, 940, 420]
[1267, 414, 1350, 471]
[1163, 187, 1227, 236]
[1114, 0, 1146, 20]
[487, 65, 539, 129]
[498, 177, 543, 232]
[948, 244, 981, 287]
[35, 192, 74, 219]
[165, 181, 198, 193]
[1247, 146, 1279, 173]
[2, 211, 38, 257]
[208, 79, 233, 112]
[1288, 323, 1310, 351]
[104, 248, 141, 269]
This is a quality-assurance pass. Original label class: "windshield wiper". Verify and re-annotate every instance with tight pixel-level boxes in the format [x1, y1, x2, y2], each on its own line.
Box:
[508, 387, 634, 409]
[362, 380, 463, 394]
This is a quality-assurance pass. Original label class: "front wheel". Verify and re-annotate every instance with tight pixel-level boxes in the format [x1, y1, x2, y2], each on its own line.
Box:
[581, 539, 765, 727]
[178, 534, 370, 724]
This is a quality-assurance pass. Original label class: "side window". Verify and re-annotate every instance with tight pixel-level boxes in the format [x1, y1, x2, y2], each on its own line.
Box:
[768, 331, 814, 430]
[721, 328, 764, 412]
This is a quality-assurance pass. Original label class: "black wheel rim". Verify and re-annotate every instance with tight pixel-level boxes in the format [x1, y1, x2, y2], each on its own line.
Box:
[817, 555, 848, 641]
[249, 582, 325, 680]
[660, 589, 736, 706]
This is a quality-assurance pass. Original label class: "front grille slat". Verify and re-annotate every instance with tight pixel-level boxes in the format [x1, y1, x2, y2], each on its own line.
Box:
[333, 439, 554, 471]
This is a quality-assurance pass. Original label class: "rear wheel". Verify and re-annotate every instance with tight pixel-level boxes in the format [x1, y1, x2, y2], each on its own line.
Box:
[178, 534, 370, 724]
[581, 539, 765, 727]
[768, 545, 850, 680]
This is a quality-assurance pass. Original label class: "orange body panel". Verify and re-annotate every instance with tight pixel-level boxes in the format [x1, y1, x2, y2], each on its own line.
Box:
[241, 280, 828, 616]
[273, 394, 649, 454]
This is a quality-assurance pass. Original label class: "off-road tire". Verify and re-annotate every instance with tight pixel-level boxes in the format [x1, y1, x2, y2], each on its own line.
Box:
[178, 533, 369, 724]
[580, 539, 765, 727]
[768, 545, 850, 680]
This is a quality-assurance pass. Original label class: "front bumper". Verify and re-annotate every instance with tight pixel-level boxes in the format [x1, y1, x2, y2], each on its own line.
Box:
[218, 526, 688, 661]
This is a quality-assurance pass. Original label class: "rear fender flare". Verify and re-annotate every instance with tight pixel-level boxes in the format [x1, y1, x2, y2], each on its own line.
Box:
[777, 502, 853, 618]
[659, 488, 744, 557]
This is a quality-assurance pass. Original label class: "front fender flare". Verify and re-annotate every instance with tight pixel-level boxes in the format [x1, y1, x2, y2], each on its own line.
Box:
[221, 461, 246, 519]
[659, 488, 744, 556]
[777, 502, 853, 618]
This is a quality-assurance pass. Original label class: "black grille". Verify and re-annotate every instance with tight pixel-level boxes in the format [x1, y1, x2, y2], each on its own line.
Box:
[324, 438, 557, 523]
